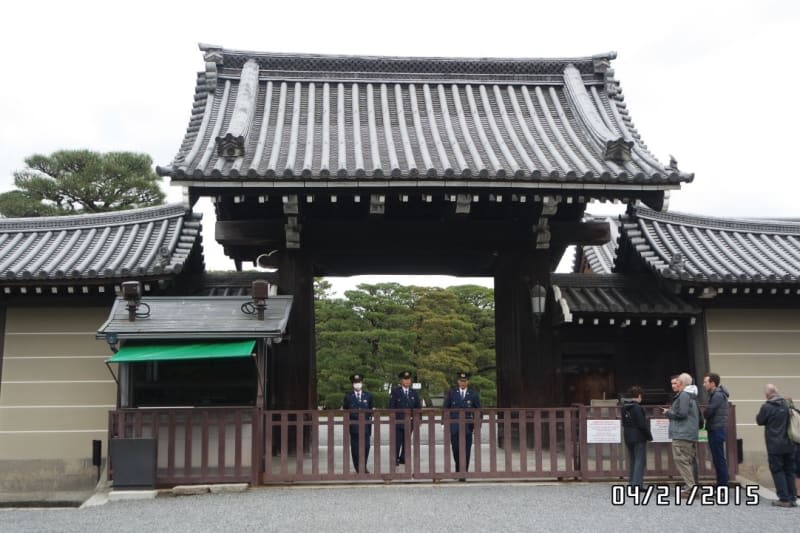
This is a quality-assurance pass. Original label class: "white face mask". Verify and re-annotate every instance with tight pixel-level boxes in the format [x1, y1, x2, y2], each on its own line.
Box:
[353, 383, 363, 391]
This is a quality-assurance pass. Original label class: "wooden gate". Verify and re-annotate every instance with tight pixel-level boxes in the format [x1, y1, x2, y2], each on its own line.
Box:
[262, 407, 580, 482]
[108, 405, 738, 486]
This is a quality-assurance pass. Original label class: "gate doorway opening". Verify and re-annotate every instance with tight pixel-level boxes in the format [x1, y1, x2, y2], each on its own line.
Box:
[313, 275, 497, 411]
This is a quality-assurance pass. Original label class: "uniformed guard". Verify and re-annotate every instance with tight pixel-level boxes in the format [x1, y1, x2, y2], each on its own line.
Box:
[342, 373, 373, 473]
[443, 371, 481, 479]
[388, 370, 422, 466]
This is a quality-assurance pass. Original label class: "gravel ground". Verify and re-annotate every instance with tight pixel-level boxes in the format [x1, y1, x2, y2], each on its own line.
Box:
[1, 482, 798, 533]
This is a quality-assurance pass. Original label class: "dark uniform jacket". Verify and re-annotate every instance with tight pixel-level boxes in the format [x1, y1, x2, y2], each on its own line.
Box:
[443, 387, 481, 430]
[343, 390, 373, 432]
[389, 386, 421, 420]
[756, 394, 794, 454]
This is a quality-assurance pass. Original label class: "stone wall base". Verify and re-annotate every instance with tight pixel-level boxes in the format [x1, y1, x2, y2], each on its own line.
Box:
[0, 458, 101, 504]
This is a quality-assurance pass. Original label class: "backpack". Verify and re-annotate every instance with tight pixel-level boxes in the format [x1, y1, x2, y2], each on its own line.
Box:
[787, 400, 800, 444]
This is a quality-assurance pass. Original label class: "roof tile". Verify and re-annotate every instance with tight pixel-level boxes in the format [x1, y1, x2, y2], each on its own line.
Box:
[160, 46, 692, 188]
[0, 204, 201, 283]
[618, 208, 800, 285]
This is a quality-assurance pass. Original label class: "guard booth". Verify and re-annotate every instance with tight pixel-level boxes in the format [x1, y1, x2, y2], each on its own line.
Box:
[97, 281, 292, 486]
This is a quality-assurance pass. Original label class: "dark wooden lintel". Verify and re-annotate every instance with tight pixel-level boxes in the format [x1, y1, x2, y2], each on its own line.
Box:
[215, 220, 283, 247]
[549, 220, 611, 246]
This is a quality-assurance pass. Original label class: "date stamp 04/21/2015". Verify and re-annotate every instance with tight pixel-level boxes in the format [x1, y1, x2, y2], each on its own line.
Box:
[610, 484, 760, 506]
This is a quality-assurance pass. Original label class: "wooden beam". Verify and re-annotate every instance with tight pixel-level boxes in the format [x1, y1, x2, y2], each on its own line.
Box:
[549, 220, 611, 246]
[215, 220, 283, 247]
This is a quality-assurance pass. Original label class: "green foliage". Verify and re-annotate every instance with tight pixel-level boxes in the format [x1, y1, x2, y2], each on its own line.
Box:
[0, 150, 165, 217]
[315, 283, 496, 408]
[313, 279, 335, 300]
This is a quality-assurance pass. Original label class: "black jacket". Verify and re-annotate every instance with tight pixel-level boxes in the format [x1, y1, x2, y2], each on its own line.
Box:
[703, 385, 730, 431]
[756, 395, 794, 454]
[622, 400, 653, 444]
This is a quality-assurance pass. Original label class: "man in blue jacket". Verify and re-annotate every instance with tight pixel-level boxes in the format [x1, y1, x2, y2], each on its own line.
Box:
[703, 372, 730, 486]
[756, 383, 797, 507]
[389, 370, 421, 466]
[443, 372, 481, 480]
[343, 373, 373, 473]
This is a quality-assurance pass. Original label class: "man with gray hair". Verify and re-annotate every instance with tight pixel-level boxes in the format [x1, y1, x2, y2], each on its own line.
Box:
[756, 383, 797, 507]
[663, 372, 700, 497]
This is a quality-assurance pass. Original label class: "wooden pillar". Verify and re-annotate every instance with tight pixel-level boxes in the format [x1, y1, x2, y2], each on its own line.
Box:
[271, 250, 316, 410]
[255, 340, 267, 409]
[688, 313, 709, 395]
[494, 251, 557, 408]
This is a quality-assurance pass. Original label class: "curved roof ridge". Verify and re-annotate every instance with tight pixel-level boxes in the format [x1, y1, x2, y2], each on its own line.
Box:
[200, 43, 617, 75]
[633, 206, 800, 235]
[0, 203, 189, 233]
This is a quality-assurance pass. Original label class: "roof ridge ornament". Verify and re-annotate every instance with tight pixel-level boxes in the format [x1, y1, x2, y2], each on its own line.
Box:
[216, 59, 260, 160]
[668, 252, 686, 274]
[563, 64, 633, 163]
[592, 52, 617, 74]
[201, 44, 223, 94]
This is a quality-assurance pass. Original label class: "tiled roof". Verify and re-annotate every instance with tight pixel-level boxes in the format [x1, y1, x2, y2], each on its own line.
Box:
[158, 45, 692, 188]
[194, 271, 278, 296]
[574, 215, 618, 274]
[0, 204, 201, 283]
[618, 207, 800, 285]
[96, 295, 292, 341]
[551, 274, 700, 324]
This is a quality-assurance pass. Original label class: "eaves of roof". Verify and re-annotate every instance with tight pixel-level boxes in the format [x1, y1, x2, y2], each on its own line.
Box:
[158, 45, 692, 191]
[0, 203, 202, 285]
[618, 207, 800, 287]
[552, 274, 700, 326]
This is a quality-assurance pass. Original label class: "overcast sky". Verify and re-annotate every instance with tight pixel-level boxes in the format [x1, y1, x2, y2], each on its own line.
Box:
[1, 0, 798, 294]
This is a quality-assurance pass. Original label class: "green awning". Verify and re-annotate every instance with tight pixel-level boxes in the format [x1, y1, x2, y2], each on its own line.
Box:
[108, 340, 256, 363]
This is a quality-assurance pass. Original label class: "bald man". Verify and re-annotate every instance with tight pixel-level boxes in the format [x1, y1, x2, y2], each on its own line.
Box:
[756, 384, 797, 507]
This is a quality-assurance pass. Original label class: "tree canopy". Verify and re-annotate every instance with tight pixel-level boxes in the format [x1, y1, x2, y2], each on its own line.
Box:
[0, 150, 165, 217]
[315, 281, 496, 409]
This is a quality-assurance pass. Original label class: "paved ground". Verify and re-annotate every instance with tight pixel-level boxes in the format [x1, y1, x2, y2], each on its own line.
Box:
[2, 482, 799, 533]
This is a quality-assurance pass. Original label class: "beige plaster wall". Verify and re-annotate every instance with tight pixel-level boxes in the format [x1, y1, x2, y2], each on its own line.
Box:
[706, 308, 800, 468]
[0, 306, 113, 497]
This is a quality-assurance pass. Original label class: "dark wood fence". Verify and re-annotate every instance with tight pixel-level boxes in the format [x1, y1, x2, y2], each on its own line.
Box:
[108, 407, 261, 486]
[262, 408, 579, 482]
[108, 405, 738, 486]
[578, 405, 739, 483]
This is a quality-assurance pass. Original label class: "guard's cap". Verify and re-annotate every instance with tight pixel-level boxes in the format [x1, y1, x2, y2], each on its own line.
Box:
[457, 372, 470, 380]
[398, 371, 412, 379]
[350, 374, 363, 383]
